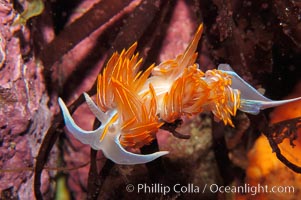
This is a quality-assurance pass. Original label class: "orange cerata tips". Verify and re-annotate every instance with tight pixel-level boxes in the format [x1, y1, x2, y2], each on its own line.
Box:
[58, 23, 301, 165]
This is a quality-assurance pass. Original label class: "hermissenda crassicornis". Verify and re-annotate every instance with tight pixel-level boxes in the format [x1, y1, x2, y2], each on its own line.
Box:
[58, 24, 301, 165]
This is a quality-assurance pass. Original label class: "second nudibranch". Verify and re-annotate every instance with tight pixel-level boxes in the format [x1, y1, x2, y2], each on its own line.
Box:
[58, 24, 301, 165]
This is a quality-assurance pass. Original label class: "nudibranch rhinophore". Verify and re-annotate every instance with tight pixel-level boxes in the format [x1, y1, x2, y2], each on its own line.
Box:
[58, 24, 301, 165]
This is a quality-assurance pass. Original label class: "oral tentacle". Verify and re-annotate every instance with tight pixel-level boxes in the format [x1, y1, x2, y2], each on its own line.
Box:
[59, 97, 168, 164]
[58, 23, 301, 165]
[58, 98, 105, 149]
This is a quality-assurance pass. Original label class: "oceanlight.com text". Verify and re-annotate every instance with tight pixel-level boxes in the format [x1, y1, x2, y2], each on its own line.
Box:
[125, 183, 295, 196]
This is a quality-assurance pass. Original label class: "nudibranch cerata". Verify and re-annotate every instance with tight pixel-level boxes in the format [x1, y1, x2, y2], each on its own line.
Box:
[58, 24, 301, 165]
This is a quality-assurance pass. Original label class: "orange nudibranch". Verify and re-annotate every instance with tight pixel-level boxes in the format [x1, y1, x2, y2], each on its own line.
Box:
[58, 24, 301, 165]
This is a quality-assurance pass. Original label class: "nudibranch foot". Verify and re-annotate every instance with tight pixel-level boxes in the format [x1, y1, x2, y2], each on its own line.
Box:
[239, 98, 301, 115]
[58, 23, 301, 165]
[58, 96, 169, 165]
[101, 131, 169, 165]
[218, 64, 301, 114]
